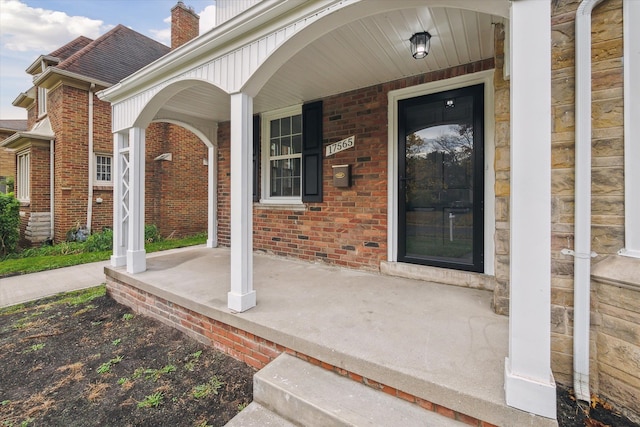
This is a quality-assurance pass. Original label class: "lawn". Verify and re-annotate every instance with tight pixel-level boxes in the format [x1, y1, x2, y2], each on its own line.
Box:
[0, 286, 254, 427]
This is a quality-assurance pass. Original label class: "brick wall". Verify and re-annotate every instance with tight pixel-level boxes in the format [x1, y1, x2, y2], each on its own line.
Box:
[146, 122, 208, 238]
[216, 59, 494, 271]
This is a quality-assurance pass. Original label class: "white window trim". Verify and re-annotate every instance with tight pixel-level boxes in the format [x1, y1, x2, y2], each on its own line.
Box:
[94, 153, 113, 186]
[620, 0, 640, 258]
[38, 86, 47, 117]
[17, 150, 30, 202]
[387, 70, 496, 275]
[260, 104, 303, 205]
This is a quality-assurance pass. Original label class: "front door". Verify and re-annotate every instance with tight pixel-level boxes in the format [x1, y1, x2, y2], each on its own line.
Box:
[398, 84, 484, 272]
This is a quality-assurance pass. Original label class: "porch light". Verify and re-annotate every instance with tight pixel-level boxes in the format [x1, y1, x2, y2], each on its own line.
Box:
[410, 31, 431, 59]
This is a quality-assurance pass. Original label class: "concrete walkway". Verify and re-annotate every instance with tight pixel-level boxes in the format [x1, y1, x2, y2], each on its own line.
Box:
[0, 260, 109, 309]
[0, 247, 200, 309]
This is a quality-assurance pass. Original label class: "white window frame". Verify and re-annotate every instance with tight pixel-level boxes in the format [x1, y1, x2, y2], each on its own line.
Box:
[260, 105, 303, 204]
[16, 150, 30, 202]
[620, 0, 640, 258]
[38, 86, 47, 117]
[94, 154, 113, 185]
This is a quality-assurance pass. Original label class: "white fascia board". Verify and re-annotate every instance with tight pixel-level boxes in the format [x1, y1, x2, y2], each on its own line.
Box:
[33, 68, 112, 90]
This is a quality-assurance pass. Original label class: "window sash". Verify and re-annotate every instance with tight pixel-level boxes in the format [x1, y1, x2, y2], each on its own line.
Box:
[95, 155, 112, 183]
[17, 151, 30, 201]
[38, 87, 47, 116]
[262, 106, 303, 200]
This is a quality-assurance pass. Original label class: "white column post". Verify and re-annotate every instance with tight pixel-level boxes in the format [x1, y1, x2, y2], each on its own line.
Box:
[228, 92, 256, 312]
[505, 0, 556, 419]
[126, 127, 146, 274]
[111, 131, 127, 267]
[207, 145, 218, 248]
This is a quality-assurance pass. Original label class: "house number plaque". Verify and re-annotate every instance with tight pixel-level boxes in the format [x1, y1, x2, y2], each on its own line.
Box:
[326, 135, 355, 157]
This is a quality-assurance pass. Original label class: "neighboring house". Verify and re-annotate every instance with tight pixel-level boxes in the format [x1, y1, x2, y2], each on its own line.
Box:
[1, 2, 207, 247]
[97, 0, 639, 423]
[0, 120, 27, 193]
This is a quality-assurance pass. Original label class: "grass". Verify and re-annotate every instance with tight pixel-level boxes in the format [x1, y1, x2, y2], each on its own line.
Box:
[0, 233, 207, 278]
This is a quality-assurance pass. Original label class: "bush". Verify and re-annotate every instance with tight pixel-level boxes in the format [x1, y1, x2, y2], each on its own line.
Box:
[145, 224, 162, 243]
[0, 193, 20, 257]
[85, 228, 113, 252]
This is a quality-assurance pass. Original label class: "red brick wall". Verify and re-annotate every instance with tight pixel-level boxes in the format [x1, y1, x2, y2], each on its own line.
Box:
[145, 122, 208, 238]
[216, 60, 494, 271]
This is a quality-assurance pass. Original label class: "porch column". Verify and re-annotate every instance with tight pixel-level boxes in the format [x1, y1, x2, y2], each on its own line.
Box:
[111, 131, 128, 267]
[228, 92, 256, 312]
[126, 127, 146, 274]
[207, 145, 218, 248]
[505, 0, 556, 419]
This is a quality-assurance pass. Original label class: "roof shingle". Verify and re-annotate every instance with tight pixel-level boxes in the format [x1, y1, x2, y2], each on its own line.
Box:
[56, 25, 170, 84]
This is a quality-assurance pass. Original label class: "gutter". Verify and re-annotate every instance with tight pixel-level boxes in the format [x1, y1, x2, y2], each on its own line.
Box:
[562, 0, 604, 403]
[50, 140, 54, 240]
[87, 84, 95, 233]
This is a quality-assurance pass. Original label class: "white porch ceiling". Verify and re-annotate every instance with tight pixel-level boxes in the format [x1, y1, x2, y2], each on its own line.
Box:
[154, 6, 499, 123]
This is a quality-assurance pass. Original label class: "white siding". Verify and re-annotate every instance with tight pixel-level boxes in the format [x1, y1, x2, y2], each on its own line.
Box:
[215, 0, 261, 26]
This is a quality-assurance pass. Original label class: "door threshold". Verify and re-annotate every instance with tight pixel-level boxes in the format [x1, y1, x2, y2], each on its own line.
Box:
[380, 261, 496, 291]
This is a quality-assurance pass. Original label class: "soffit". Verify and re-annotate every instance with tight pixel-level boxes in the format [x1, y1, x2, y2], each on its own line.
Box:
[154, 6, 498, 123]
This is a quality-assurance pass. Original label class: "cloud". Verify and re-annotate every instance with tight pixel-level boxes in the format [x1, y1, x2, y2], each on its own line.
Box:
[0, 0, 111, 52]
[149, 15, 172, 45]
[199, 4, 217, 34]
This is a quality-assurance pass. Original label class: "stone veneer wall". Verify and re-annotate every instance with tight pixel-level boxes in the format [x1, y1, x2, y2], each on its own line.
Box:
[548, 2, 640, 421]
[491, 24, 510, 315]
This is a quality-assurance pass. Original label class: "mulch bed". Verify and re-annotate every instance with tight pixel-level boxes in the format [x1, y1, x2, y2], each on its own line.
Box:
[0, 287, 254, 427]
[1, 286, 638, 426]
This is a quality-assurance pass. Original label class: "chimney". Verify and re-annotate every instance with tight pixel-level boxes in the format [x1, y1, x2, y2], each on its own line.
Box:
[171, 1, 199, 50]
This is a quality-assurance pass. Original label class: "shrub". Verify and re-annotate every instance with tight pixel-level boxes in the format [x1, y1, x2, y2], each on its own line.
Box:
[144, 224, 162, 243]
[0, 193, 20, 257]
[85, 228, 113, 252]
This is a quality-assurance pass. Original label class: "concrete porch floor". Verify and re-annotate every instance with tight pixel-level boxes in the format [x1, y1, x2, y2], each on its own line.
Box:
[105, 246, 554, 426]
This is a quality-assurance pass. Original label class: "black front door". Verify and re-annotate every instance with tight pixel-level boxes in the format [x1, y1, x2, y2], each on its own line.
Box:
[398, 84, 484, 272]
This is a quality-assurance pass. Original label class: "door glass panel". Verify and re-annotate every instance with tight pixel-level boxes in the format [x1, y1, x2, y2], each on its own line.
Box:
[400, 90, 480, 269]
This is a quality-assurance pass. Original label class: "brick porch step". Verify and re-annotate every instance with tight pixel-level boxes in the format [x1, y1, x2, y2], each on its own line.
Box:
[226, 353, 465, 426]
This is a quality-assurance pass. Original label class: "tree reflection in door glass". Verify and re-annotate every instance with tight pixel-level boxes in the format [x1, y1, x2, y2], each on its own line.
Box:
[405, 123, 474, 263]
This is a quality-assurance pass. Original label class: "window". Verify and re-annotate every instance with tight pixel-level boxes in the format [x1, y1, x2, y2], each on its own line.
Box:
[0, 176, 6, 194]
[258, 101, 323, 204]
[38, 87, 47, 117]
[95, 154, 112, 184]
[17, 151, 30, 202]
[262, 106, 302, 200]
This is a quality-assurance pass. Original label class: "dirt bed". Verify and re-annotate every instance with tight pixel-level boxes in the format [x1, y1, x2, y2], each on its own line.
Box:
[0, 287, 254, 427]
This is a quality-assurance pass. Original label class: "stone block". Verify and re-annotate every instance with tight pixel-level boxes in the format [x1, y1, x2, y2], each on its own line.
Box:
[596, 281, 640, 315]
[494, 146, 509, 172]
[494, 121, 510, 148]
[600, 313, 640, 347]
[592, 98, 623, 129]
[592, 137, 623, 157]
[494, 228, 509, 255]
[591, 225, 624, 256]
[592, 167, 623, 195]
[494, 180, 509, 197]
[596, 333, 640, 384]
[597, 372, 640, 425]
[551, 168, 575, 196]
[551, 142, 574, 168]
[495, 197, 509, 222]
[553, 104, 575, 133]
[551, 305, 569, 334]
[551, 75, 574, 106]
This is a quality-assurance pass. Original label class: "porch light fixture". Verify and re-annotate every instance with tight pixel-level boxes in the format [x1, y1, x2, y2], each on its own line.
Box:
[410, 31, 431, 59]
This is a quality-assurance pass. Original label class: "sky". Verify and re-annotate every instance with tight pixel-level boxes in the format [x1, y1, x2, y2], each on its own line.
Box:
[0, 0, 218, 119]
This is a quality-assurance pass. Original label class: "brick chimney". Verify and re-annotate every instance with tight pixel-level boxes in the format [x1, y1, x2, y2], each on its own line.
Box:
[171, 1, 199, 50]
